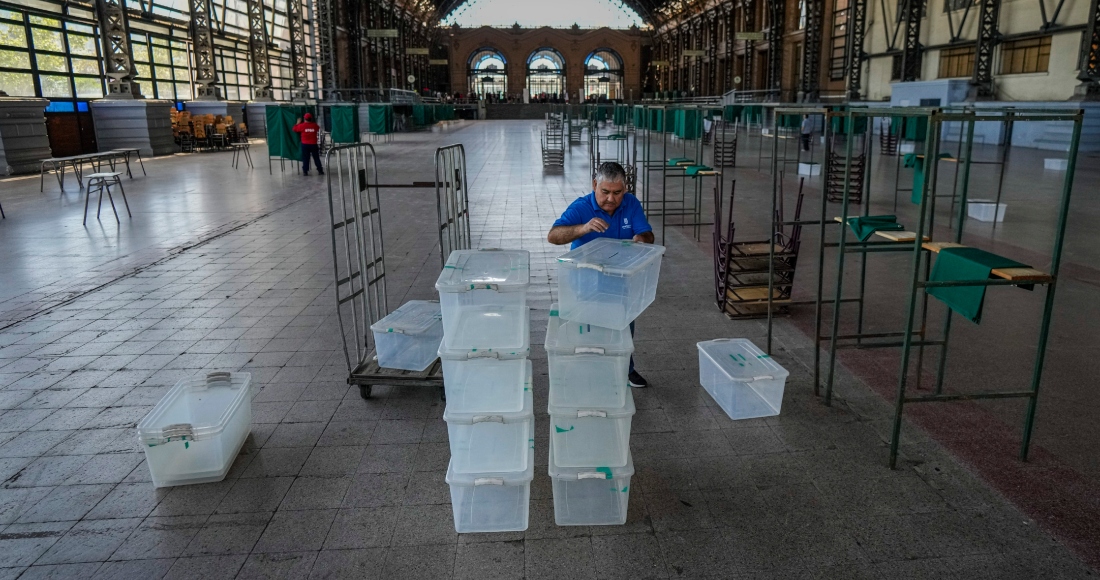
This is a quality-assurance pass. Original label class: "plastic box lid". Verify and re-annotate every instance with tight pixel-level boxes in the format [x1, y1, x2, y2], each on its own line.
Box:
[696, 338, 789, 383]
[445, 426, 535, 486]
[443, 385, 534, 425]
[548, 442, 635, 480]
[548, 386, 635, 419]
[556, 238, 666, 277]
[544, 303, 633, 356]
[437, 308, 530, 360]
[136, 372, 252, 446]
[370, 300, 442, 335]
[435, 249, 531, 293]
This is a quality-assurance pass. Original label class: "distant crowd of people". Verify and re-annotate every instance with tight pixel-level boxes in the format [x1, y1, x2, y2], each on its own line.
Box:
[435, 91, 621, 104]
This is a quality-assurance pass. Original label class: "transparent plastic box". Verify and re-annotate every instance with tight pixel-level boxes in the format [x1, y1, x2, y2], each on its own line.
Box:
[370, 300, 443, 371]
[556, 239, 666, 330]
[544, 304, 632, 409]
[441, 354, 531, 415]
[548, 442, 633, 526]
[446, 428, 534, 533]
[697, 338, 789, 420]
[136, 371, 252, 488]
[444, 382, 534, 474]
[548, 388, 634, 468]
[967, 199, 1006, 223]
[435, 249, 531, 351]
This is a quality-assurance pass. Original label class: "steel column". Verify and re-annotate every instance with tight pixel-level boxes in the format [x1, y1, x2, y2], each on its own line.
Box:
[899, 0, 923, 82]
[742, 0, 756, 91]
[801, 0, 824, 101]
[346, 0, 363, 91]
[967, 0, 1000, 99]
[287, 0, 310, 99]
[1075, 0, 1100, 98]
[95, 0, 142, 98]
[767, 0, 785, 99]
[846, 0, 867, 100]
[317, 0, 338, 96]
[188, 0, 221, 99]
[246, 0, 273, 100]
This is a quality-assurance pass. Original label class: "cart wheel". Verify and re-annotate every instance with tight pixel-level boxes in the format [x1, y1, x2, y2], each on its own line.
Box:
[359, 385, 372, 400]
[439, 386, 446, 402]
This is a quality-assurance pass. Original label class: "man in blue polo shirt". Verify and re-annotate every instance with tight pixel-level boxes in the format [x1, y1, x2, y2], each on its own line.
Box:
[548, 162, 654, 388]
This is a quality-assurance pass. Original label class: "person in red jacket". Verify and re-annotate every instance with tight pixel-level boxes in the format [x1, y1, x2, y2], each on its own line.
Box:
[292, 113, 323, 175]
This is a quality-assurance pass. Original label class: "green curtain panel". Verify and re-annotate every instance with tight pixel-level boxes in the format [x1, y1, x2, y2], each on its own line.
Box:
[412, 104, 427, 126]
[330, 105, 359, 143]
[927, 247, 1031, 324]
[674, 109, 702, 140]
[777, 114, 801, 130]
[741, 106, 763, 125]
[613, 105, 630, 126]
[829, 109, 868, 135]
[266, 105, 315, 161]
[633, 106, 646, 128]
[723, 105, 744, 123]
[368, 104, 394, 134]
[648, 108, 670, 132]
[891, 116, 928, 141]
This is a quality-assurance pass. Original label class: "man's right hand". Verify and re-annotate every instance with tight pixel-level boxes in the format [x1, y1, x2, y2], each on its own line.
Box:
[582, 218, 609, 235]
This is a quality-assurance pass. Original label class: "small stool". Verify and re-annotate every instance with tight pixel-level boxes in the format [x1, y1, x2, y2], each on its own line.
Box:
[83, 172, 131, 225]
[231, 143, 253, 169]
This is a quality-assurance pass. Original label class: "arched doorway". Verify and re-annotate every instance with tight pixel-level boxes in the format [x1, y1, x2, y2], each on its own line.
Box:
[526, 48, 566, 101]
[584, 49, 624, 101]
[467, 48, 507, 98]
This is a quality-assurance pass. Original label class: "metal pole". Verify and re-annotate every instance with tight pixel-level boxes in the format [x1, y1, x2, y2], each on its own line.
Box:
[824, 110, 858, 406]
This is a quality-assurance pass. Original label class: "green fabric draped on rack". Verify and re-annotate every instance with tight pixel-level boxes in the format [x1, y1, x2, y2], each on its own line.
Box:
[777, 114, 800, 130]
[927, 247, 1032, 324]
[613, 105, 630, 126]
[741, 106, 763, 125]
[846, 215, 904, 241]
[891, 116, 928, 141]
[723, 105, 744, 123]
[684, 164, 713, 176]
[265, 104, 316, 161]
[648, 108, 670, 132]
[674, 109, 702, 140]
[412, 104, 427, 126]
[830, 109, 868, 135]
[633, 106, 646, 128]
[329, 105, 358, 143]
[904, 153, 955, 204]
[368, 104, 394, 134]
[441, 105, 455, 120]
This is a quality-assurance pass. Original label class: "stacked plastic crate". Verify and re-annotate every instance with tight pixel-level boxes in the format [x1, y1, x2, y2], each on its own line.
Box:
[435, 249, 534, 533]
[547, 238, 665, 526]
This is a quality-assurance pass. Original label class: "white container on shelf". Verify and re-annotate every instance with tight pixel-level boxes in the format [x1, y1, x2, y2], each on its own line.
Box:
[697, 338, 789, 420]
[544, 304, 632, 409]
[966, 199, 1006, 223]
[548, 443, 633, 526]
[136, 372, 252, 488]
[370, 300, 443, 371]
[441, 355, 531, 414]
[444, 383, 534, 474]
[556, 238, 666, 331]
[548, 389, 634, 468]
[435, 249, 530, 351]
[446, 429, 534, 533]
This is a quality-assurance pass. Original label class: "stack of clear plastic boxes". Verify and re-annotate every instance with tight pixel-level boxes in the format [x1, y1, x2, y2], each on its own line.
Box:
[436, 249, 534, 533]
[547, 238, 665, 525]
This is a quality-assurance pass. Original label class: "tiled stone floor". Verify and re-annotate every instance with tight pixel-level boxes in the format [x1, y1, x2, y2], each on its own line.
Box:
[0, 120, 1094, 578]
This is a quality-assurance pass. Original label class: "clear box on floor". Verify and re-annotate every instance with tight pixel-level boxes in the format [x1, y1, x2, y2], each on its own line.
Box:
[548, 442, 633, 526]
[556, 239, 665, 331]
[697, 338, 788, 420]
[544, 304, 632, 409]
[444, 381, 534, 474]
[548, 388, 634, 468]
[446, 427, 534, 533]
[370, 300, 443, 371]
[967, 199, 1007, 223]
[136, 371, 252, 488]
[441, 354, 531, 414]
[435, 249, 530, 351]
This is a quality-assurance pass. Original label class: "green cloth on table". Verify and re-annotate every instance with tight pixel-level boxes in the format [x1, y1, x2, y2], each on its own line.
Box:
[608, 133, 626, 140]
[684, 164, 713, 176]
[927, 247, 1030, 324]
[904, 153, 955, 204]
[846, 215, 904, 242]
[667, 157, 694, 166]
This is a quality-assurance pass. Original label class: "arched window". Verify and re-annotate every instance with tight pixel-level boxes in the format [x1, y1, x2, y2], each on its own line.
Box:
[526, 48, 566, 101]
[584, 48, 624, 101]
[467, 48, 508, 97]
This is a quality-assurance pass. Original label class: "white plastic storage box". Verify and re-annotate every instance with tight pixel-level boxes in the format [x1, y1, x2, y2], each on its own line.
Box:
[556, 239, 666, 331]
[136, 371, 252, 488]
[548, 389, 634, 468]
[967, 199, 1006, 223]
[548, 443, 633, 526]
[435, 249, 531, 351]
[370, 300, 443, 371]
[544, 304, 632, 409]
[441, 353, 531, 414]
[444, 386, 534, 474]
[697, 338, 789, 420]
[446, 429, 534, 533]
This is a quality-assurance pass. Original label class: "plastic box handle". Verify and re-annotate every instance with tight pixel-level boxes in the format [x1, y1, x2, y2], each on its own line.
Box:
[466, 351, 501, 359]
[472, 415, 504, 424]
[576, 263, 605, 272]
[575, 346, 605, 355]
[474, 477, 505, 486]
[578, 471, 609, 480]
[578, 410, 607, 418]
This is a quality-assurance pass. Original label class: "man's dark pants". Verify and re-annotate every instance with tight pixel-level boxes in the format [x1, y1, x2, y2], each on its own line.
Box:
[800, 134, 811, 152]
[629, 321, 635, 374]
[301, 144, 323, 173]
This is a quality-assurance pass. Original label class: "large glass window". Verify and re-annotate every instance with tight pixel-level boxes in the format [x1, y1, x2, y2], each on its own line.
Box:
[467, 48, 507, 98]
[584, 49, 623, 100]
[526, 48, 565, 99]
[938, 46, 975, 78]
[999, 36, 1051, 75]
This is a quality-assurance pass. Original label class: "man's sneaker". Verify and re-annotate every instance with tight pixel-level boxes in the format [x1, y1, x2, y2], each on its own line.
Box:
[303, 171, 310, 176]
[628, 370, 648, 388]
[318, 169, 324, 175]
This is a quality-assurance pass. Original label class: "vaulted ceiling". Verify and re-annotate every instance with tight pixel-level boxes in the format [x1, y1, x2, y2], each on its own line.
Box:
[433, 0, 685, 26]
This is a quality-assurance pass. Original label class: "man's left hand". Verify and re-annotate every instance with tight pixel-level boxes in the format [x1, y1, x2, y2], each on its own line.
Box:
[632, 232, 654, 244]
